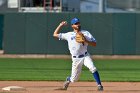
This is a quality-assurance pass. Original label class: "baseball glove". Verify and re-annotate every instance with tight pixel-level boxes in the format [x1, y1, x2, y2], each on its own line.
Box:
[76, 32, 85, 43]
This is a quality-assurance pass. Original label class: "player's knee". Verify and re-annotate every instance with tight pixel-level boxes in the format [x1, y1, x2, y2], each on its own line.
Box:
[89, 67, 97, 73]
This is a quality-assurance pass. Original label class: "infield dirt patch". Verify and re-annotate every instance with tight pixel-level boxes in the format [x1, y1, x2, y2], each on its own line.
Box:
[0, 81, 140, 93]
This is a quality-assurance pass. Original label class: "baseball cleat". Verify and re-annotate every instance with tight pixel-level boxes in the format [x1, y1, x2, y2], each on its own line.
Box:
[97, 85, 103, 91]
[62, 76, 71, 90]
[62, 81, 70, 90]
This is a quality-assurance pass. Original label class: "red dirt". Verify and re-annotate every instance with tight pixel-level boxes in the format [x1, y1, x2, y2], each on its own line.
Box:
[0, 81, 140, 93]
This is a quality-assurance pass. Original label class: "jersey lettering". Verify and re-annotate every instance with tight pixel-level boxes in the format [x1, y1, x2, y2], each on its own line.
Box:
[71, 36, 76, 40]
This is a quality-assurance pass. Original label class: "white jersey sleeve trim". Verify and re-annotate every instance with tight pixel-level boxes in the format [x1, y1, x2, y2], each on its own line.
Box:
[58, 33, 62, 40]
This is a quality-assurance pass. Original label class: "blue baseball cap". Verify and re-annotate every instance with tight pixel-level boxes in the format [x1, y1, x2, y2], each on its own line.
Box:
[71, 18, 80, 25]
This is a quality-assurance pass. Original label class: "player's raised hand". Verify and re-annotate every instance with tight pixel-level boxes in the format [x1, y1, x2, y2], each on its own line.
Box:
[60, 21, 67, 26]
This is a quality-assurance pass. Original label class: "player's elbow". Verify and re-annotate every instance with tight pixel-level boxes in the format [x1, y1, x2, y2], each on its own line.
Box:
[53, 33, 56, 37]
[92, 42, 96, 47]
[53, 33, 58, 38]
[87, 41, 96, 47]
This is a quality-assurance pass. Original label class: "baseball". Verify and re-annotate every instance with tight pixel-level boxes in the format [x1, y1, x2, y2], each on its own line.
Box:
[64, 21, 67, 25]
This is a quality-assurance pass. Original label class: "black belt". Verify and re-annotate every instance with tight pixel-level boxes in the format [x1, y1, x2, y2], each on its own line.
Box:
[73, 52, 87, 58]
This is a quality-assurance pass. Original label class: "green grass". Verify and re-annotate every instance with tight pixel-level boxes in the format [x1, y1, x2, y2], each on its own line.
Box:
[0, 58, 140, 81]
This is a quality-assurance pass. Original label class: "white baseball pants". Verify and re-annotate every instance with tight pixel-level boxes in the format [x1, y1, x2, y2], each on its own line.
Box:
[70, 54, 97, 82]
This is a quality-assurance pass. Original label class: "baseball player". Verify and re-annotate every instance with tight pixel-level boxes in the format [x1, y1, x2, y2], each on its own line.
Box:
[53, 18, 103, 91]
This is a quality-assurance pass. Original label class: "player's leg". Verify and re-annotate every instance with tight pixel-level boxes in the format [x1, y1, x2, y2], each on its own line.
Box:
[63, 58, 84, 90]
[62, 76, 70, 90]
[70, 58, 84, 82]
[84, 55, 103, 91]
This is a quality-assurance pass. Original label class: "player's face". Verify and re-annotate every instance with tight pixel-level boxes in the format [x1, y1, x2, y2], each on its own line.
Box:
[72, 22, 81, 30]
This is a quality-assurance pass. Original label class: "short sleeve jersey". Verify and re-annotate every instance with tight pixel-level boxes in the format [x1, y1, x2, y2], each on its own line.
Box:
[58, 30, 96, 56]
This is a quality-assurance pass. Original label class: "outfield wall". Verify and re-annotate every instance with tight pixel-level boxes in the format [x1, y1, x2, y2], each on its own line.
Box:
[0, 14, 4, 50]
[2, 13, 140, 55]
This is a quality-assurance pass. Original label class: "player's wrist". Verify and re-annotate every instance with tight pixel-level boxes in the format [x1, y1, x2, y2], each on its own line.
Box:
[59, 23, 63, 27]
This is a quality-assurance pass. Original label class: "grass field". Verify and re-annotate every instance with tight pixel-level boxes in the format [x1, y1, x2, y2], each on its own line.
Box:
[0, 58, 140, 81]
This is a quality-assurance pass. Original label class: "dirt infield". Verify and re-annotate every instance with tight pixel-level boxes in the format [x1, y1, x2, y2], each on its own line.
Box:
[0, 81, 140, 93]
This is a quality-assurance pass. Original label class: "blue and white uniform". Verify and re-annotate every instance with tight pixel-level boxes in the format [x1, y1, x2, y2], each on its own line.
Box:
[59, 30, 97, 82]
